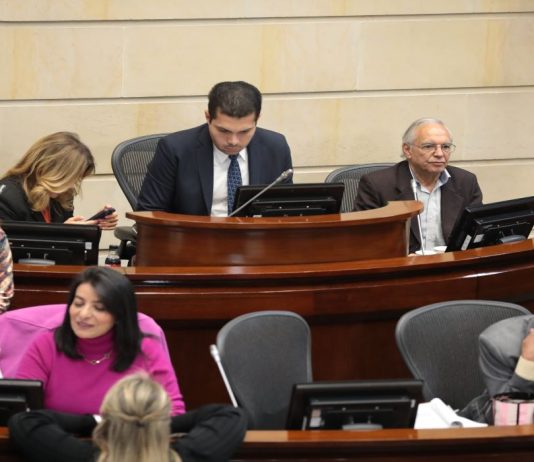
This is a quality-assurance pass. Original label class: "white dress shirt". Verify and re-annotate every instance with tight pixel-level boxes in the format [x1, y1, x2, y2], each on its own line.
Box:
[411, 169, 450, 251]
[211, 146, 249, 217]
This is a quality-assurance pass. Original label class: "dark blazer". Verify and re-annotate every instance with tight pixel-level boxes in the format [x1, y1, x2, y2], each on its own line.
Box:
[0, 176, 73, 223]
[137, 124, 293, 215]
[8, 404, 247, 462]
[354, 160, 483, 253]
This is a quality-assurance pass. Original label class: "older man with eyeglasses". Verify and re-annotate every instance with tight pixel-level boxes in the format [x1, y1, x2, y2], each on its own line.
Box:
[354, 117, 482, 254]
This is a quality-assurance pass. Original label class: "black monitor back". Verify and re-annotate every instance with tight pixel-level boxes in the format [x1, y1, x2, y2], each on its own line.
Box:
[446, 196, 534, 252]
[233, 183, 345, 217]
[286, 379, 423, 430]
[0, 379, 43, 425]
[2, 220, 101, 265]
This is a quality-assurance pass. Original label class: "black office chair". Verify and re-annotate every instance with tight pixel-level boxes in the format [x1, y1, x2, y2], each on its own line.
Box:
[111, 133, 166, 260]
[216, 311, 313, 429]
[395, 300, 531, 411]
[325, 163, 393, 212]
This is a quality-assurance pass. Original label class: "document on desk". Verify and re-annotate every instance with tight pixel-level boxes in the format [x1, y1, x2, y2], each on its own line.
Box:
[415, 398, 487, 429]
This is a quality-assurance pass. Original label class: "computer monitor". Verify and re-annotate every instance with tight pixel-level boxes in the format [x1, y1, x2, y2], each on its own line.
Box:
[0, 379, 43, 425]
[446, 196, 534, 252]
[232, 183, 345, 217]
[286, 379, 423, 430]
[2, 220, 101, 265]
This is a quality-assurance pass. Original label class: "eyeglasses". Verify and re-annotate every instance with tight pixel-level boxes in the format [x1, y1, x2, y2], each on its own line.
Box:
[412, 143, 456, 154]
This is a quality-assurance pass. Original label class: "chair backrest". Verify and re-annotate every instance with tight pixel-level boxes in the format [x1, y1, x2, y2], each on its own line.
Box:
[325, 163, 394, 212]
[0, 304, 170, 378]
[111, 134, 167, 209]
[216, 311, 312, 429]
[395, 300, 531, 410]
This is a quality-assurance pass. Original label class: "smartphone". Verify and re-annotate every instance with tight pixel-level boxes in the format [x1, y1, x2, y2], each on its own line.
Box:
[88, 207, 116, 221]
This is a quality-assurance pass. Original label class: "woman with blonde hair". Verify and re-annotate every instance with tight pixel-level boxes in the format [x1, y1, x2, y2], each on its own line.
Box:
[9, 373, 247, 462]
[0, 132, 118, 229]
[93, 373, 180, 462]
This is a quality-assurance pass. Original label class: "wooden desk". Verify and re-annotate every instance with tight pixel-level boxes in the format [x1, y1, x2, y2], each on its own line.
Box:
[235, 426, 534, 461]
[127, 201, 422, 266]
[3, 425, 534, 461]
[12, 239, 534, 409]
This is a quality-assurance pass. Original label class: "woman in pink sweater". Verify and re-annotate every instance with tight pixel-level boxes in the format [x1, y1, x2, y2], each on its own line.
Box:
[15, 266, 185, 415]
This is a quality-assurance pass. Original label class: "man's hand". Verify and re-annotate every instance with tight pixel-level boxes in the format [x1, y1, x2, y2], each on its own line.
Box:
[521, 328, 534, 361]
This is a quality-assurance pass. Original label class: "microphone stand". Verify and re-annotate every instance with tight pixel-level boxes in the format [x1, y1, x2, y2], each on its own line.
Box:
[228, 168, 293, 217]
[210, 344, 239, 407]
[411, 179, 426, 255]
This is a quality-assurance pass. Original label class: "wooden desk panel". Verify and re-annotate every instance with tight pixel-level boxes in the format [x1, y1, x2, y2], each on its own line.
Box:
[235, 426, 534, 461]
[11, 239, 534, 408]
[3, 425, 534, 462]
[128, 202, 421, 266]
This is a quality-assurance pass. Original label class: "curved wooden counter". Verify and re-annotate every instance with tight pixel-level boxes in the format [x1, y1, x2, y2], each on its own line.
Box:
[12, 239, 534, 408]
[3, 424, 534, 461]
[127, 201, 422, 266]
[236, 425, 534, 461]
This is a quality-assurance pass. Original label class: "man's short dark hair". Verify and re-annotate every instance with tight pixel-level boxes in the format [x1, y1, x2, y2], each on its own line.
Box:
[208, 81, 262, 121]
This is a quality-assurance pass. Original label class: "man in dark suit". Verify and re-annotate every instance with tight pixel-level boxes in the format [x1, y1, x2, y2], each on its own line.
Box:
[354, 118, 482, 253]
[137, 81, 293, 216]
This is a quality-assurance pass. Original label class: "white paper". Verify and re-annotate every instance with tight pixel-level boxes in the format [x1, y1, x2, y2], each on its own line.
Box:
[415, 398, 487, 429]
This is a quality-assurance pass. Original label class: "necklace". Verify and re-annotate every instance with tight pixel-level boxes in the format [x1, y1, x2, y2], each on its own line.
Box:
[83, 351, 112, 365]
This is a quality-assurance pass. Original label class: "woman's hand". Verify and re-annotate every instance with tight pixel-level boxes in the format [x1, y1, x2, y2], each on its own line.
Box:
[64, 215, 87, 225]
[64, 205, 118, 230]
[96, 205, 119, 230]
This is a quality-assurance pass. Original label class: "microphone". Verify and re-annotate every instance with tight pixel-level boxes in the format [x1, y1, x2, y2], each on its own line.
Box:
[209, 344, 239, 407]
[228, 168, 293, 217]
[410, 179, 426, 255]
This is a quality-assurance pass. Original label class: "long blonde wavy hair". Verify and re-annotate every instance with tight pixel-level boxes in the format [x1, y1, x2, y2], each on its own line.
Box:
[93, 374, 181, 462]
[2, 132, 95, 212]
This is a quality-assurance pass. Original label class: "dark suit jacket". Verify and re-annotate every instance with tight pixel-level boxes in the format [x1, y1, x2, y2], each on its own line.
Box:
[0, 176, 73, 223]
[8, 404, 247, 462]
[136, 124, 293, 215]
[354, 160, 483, 253]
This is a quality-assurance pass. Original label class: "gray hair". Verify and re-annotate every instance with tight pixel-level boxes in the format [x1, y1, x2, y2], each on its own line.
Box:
[401, 118, 452, 157]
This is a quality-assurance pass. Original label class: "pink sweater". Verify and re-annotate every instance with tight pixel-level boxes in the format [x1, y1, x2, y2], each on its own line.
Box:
[15, 330, 185, 415]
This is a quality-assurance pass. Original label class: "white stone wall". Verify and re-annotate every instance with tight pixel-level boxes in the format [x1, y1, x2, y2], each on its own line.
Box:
[1, 1, 533, 248]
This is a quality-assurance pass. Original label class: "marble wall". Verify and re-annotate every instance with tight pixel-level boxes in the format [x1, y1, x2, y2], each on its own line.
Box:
[1, 1, 533, 248]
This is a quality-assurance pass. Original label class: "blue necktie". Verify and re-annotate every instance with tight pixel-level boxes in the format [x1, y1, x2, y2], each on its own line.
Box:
[227, 155, 242, 215]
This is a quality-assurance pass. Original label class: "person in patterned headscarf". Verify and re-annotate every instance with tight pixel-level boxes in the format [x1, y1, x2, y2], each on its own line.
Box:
[0, 226, 14, 313]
